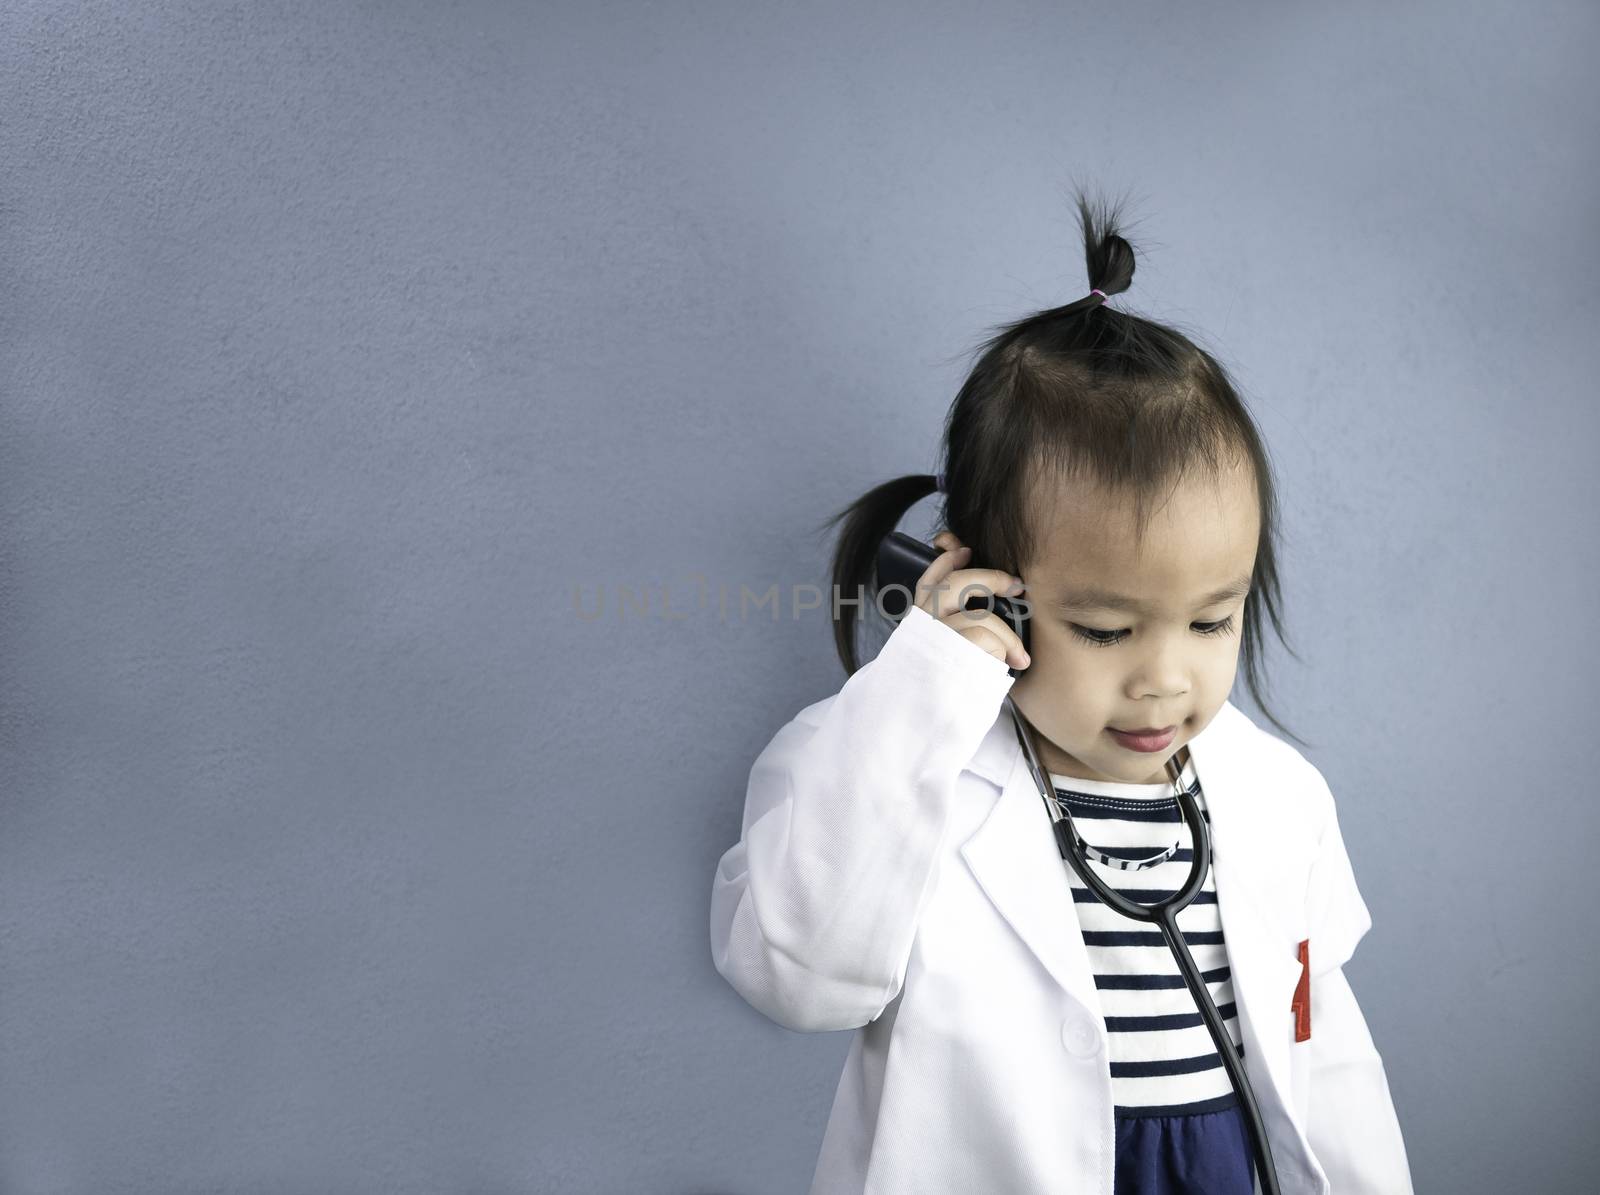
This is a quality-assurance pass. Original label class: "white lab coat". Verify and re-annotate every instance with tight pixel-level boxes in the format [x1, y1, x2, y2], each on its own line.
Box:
[710, 604, 1414, 1194]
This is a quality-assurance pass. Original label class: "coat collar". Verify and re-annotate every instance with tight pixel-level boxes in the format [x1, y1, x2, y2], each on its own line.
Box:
[957, 699, 1326, 1192]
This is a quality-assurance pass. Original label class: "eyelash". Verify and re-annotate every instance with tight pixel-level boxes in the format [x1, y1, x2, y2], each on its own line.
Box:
[1069, 615, 1238, 649]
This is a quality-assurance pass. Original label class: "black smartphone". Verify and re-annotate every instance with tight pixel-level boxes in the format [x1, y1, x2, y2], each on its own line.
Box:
[875, 531, 1031, 665]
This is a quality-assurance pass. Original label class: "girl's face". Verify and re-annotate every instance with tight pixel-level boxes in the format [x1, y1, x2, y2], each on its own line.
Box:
[1004, 458, 1261, 785]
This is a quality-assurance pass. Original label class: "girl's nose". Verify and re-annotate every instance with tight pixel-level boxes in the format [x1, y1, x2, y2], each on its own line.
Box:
[1128, 643, 1190, 701]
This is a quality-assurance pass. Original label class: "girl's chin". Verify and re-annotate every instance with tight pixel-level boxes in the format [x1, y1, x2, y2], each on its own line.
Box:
[1033, 728, 1178, 785]
[1056, 746, 1180, 786]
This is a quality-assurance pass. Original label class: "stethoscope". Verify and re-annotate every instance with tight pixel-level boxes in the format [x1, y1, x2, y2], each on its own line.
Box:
[1004, 695, 1282, 1195]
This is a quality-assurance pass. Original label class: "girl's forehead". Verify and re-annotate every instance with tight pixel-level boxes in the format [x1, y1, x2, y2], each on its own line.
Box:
[1024, 466, 1259, 581]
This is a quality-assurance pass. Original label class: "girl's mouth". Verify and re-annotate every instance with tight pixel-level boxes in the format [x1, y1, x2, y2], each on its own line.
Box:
[1107, 725, 1177, 752]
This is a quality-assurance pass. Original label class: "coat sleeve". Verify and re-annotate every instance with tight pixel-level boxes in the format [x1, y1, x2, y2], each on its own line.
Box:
[1302, 773, 1416, 1193]
[708, 604, 1016, 1033]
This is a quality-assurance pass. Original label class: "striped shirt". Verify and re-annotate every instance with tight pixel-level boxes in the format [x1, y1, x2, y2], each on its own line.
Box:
[1049, 752, 1246, 1118]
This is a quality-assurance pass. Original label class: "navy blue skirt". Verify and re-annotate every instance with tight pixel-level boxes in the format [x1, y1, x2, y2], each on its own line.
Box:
[1114, 1093, 1255, 1195]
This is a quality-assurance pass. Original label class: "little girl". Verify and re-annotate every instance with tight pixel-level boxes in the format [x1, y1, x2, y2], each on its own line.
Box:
[709, 191, 1414, 1195]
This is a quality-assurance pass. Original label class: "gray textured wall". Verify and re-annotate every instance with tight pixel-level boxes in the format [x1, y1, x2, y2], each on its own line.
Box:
[1, 1, 1595, 1192]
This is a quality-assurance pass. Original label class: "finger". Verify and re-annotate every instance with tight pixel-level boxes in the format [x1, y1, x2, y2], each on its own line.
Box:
[947, 612, 1031, 669]
[912, 545, 971, 615]
[923, 567, 1025, 620]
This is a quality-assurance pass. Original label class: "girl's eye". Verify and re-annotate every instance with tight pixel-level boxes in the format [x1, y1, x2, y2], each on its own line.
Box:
[1068, 615, 1237, 649]
[1069, 625, 1126, 648]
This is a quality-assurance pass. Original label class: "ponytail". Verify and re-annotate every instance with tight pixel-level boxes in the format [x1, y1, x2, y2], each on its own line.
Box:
[814, 473, 940, 676]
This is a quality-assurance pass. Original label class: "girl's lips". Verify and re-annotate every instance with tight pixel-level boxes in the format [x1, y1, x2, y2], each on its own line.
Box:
[1107, 725, 1177, 752]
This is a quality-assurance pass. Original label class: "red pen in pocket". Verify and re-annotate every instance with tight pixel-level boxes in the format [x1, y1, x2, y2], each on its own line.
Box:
[1291, 939, 1311, 1041]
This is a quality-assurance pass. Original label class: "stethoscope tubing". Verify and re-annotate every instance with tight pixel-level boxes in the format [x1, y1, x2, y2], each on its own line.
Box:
[1006, 697, 1282, 1195]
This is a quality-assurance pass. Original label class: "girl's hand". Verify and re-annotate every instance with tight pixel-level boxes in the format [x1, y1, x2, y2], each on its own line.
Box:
[916, 531, 1030, 670]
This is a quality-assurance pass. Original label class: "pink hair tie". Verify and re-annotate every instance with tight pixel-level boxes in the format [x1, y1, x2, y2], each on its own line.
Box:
[1090, 288, 1108, 301]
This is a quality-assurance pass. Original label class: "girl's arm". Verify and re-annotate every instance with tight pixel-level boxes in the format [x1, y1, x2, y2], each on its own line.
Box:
[1305, 965, 1414, 1192]
[1302, 782, 1416, 1192]
[709, 604, 1015, 1032]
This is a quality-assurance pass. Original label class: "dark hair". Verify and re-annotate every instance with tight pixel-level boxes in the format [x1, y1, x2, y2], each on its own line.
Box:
[813, 184, 1306, 747]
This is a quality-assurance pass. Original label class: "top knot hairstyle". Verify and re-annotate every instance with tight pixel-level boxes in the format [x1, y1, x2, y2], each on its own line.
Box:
[816, 184, 1304, 746]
